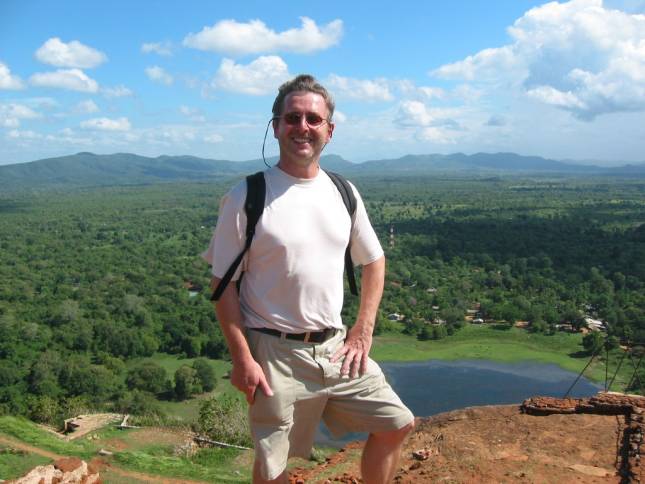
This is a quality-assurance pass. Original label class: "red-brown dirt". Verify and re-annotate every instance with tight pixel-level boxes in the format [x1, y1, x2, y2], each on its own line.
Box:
[289, 393, 645, 483]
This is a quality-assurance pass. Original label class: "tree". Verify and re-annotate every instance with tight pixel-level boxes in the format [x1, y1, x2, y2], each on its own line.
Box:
[582, 332, 604, 355]
[126, 362, 170, 394]
[174, 365, 200, 400]
[192, 358, 216, 392]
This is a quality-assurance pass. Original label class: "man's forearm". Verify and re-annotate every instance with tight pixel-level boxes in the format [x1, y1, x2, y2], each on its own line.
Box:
[211, 277, 253, 365]
[354, 255, 385, 333]
[211, 277, 273, 402]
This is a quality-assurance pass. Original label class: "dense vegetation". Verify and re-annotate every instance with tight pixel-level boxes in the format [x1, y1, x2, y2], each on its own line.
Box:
[0, 173, 643, 426]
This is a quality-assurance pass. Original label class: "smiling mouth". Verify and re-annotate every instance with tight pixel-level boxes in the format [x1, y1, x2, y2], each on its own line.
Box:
[293, 137, 312, 144]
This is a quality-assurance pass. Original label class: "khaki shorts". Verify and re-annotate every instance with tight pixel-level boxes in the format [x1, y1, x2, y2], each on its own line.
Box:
[247, 326, 414, 480]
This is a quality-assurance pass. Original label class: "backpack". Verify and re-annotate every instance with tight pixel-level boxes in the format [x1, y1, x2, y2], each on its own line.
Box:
[211, 170, 358, 301]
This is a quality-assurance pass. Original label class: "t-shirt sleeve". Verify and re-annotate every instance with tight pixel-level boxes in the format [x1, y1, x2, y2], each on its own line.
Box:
[201, 181, 248, 280]
[348, 183, 384, 266]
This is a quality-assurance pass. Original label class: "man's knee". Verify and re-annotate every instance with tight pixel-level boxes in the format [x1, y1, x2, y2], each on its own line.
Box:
[370, 419, 416, 445]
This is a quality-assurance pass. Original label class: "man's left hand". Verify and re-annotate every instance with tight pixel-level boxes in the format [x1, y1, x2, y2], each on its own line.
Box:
[330, 323, 372, 378]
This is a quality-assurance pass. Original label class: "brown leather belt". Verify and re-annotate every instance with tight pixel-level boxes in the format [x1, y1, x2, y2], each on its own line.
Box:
[250, 327, 338, 343]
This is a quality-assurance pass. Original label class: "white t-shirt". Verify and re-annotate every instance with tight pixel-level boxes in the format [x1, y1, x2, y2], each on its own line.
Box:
[202, 165, 384, 332]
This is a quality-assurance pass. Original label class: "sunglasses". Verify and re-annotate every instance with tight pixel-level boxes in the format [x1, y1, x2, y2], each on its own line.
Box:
[280, 112, 329, 128]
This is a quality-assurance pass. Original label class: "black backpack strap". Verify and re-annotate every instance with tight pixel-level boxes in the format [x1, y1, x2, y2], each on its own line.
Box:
[211, 172, 265, 301]
[324, 170, 358, 296]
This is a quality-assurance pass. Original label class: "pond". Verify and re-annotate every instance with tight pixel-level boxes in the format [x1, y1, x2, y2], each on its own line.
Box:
[316, 359, 603, 447]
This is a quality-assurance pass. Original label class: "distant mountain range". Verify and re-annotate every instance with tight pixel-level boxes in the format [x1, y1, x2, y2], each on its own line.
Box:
[1, 151, 643, 190]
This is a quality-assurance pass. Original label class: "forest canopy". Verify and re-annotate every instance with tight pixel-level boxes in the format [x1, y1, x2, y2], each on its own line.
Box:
[0, 173, 643, 421]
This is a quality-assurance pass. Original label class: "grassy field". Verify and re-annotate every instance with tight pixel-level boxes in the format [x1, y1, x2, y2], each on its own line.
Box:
[0, 415, 252, 483]
[127, 353, 236, 422]
[371, 324, 633, 391]
[0, 444, 50, 481]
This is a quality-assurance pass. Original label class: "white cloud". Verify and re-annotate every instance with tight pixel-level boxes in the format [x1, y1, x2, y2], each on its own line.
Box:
[7, 129, 42, 140]
[30, 69, 99, 92]
[526, 85, 587, 109]
[417, 127, 457, 144]
[333, 110, 347, 123]
[0, 103, 40, 127]
[395, 101, 435, 127]
[432, 46, 520, 82]
[0, 62, 25, 89]
[141, 41, 174, 56]
[80, 116, 131, 131]
[102, 85, 133, 98]
[417, 86, 446, 100]
[145, 66, 173, 85]
[74, 99, 99, 114]
[35, 37, 107, 68]
[393, 100, 463, 144]
[430, 0, 645, 120]
[213, 56, 290, 95]
[204, 133, 224, 143]
[180, 105, 206, 122]
[183, 17, 342, 55]
[326, 74, 393, 102]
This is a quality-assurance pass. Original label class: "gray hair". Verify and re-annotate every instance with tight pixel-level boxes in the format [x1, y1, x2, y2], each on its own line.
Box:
[271, 74, 335, 120]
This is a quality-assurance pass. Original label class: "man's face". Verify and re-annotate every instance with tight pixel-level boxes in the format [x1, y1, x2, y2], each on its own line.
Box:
[273, 91, 334, 167]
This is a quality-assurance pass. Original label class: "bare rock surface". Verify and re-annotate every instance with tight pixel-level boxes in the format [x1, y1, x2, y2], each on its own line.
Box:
[8, 457, 100, 484]
[289, 393, 645, 483]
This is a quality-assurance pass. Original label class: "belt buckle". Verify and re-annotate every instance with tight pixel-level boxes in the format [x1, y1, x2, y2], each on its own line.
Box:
[303, 332, 311, 343]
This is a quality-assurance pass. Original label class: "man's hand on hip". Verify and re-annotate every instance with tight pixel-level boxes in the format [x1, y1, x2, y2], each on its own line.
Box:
[231, 357, 274, 404]
[330, 324, 373, 378]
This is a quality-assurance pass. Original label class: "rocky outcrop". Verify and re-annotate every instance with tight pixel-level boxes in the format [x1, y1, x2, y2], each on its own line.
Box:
[8, 457, 100, 484]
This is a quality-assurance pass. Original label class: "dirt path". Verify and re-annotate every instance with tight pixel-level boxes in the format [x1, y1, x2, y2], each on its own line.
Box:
[0, 435, 210, 484]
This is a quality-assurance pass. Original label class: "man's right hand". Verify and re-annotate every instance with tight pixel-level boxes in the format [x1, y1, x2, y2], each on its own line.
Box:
[231, 358, 274, 404]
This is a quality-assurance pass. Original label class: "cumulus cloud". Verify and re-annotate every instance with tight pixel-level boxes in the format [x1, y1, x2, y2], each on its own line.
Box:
[433, 46, 520, 82]
[80, 116, 131, 131]
[0, 62, 25, 89]
[213, 56, 290, 95]
[0, 103, 40, 128]
[393, 100, 462, 144]
[30, 69, 99, 92]
[395, 100, 436, 127]
[35, 37, 107, 68]
[102, 85, 133, 98]
[430, 0, 645, 120]
[141, 41, 174, 56]
[183, 17, 342, 55]
[75, 99, 99, 114]
[145, 66, 173, 85]
[326, 74, 393, 101]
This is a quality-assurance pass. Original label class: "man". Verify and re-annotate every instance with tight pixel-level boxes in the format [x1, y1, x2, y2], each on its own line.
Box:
[203, 74, 414, 483]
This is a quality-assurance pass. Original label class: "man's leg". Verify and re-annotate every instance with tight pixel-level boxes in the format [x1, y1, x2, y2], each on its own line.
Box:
[253, 459, 288, 484]
[361, 420, 415, 484]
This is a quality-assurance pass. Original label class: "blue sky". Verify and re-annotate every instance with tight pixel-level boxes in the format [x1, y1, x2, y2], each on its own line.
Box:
[1, 0, 645, 166]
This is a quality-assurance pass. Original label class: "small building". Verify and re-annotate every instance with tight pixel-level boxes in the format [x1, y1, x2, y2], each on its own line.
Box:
[584, 317, 606, 332]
